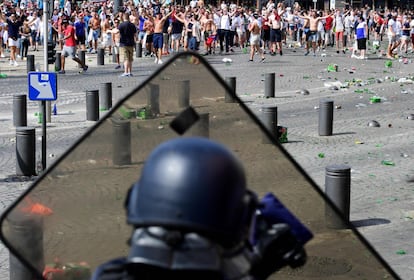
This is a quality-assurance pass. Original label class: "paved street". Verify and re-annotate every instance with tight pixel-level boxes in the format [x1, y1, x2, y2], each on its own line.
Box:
[0, 42, 414, 279]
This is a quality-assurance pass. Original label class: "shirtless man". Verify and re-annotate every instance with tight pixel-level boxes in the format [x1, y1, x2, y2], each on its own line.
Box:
[248, 13, 265, 62]
[101, 17, 112, 55]
[297, 9, 330, 56]
[112, 18, 121, 69]
[153, 8, 173, 64]
[201, 10, 216, 55]
[267, 6, 284, 55]
[143, 14, 154, 56]
[88, 12, 101, 53]
[129, 9, 139, 26]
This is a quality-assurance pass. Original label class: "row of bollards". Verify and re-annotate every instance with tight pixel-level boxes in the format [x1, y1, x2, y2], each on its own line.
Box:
[80, 82, 114, 121]
[28, 45, 141, 73]
[27, 50, 86, 72]
[13, 83, 113, 126]
[258, 74, 350, 229]
[261, 73, 334, 137]
[13, 83, 113, 177]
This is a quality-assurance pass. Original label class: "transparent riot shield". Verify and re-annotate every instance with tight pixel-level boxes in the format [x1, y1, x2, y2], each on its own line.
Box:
[0, 53, 400, 279]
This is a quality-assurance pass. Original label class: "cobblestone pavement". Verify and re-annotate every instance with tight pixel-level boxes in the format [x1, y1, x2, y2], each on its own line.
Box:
[0, 42, 414, 279]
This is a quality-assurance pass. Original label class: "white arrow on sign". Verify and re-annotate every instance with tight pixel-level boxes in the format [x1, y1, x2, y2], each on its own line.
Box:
[30, 74, 54, 99]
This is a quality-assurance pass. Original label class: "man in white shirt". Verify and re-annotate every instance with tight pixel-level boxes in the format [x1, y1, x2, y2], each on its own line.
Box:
[217, 8, 231, 53]
[343, 11, 355, 47]
[387, 12, 401, 58]
[333, 9, 348, 54]
[27, 11, 40, 51]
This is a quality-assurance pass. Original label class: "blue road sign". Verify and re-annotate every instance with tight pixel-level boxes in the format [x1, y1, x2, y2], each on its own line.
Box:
[28, 72, 58, 101]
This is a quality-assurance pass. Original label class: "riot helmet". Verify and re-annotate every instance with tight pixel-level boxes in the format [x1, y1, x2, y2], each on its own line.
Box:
[126, 137, 257, 247]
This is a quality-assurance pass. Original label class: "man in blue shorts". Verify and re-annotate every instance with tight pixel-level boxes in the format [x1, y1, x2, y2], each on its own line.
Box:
[153, 8, 173, 64]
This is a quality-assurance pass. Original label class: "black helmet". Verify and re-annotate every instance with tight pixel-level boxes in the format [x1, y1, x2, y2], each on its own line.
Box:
[126, 137, 257, 247]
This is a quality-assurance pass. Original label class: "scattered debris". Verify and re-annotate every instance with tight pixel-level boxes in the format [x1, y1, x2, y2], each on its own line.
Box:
[381, 160, 395, 166]
[403, 210, 414, 219]
[368, 120, 380, 127]
[324, 81, 346, 88]
[369, 96, 381, 103]
[222, 58, 232, 65]
[356, 103, 367, 108]
[397, 77, 414, 84]
[384, 60, 393, 68]
[327, 64, 338, 72]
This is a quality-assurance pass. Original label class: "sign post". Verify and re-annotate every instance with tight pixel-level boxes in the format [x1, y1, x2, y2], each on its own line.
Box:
[43, 0, 52, 123]
[28, 72, 58, 171]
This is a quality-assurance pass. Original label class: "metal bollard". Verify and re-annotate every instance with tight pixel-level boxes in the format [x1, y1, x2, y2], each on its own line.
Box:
[99, 82, 112, 111]
[112, 52, 117, 63]
[16, 127, 36, 176]
[26, 54, 35, 73]
[97, 48, 105, 65]
[78, 50, 86, 68]
[319, 99, 334, 136]
[325, 164, 351, 229]
[8, 212, 44, 280]
[260, 106, 278, 144]
[178, 80, 190, 108]
[112, 118, 131, 165]
[55, 52, 61, 71]
[136, 42, 142, 58]
[13, 94, 27, 127]
[264, 73, 275, 98]
[190, 112, 209, 138]
[147, 84, 160, 117]
[86, 90, 99, 121]
[225, 77, 236, 103]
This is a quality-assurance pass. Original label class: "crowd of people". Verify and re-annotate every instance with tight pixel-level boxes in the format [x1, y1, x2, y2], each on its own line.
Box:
[1, 0, 414, 73]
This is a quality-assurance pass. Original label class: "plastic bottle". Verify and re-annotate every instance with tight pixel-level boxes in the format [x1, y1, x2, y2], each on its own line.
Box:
[381, 160, 395, 166]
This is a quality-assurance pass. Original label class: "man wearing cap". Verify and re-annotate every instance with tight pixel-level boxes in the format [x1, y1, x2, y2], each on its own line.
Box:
[58, 18, 88, 74]
[0, 11, 23, 66]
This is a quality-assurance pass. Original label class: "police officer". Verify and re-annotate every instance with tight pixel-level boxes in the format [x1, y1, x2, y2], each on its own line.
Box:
[92, 137, 311, 280]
